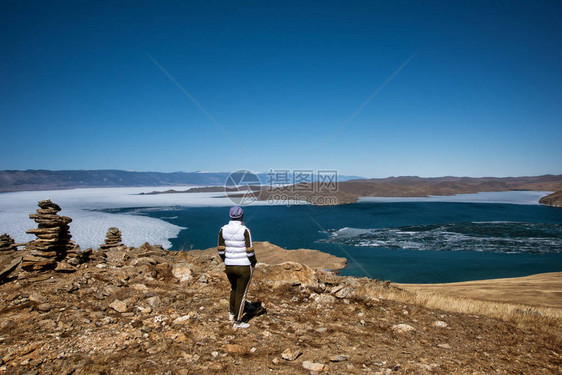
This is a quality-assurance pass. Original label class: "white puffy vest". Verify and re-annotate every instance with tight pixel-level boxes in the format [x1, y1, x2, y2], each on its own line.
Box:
[222, 221, 252, 266]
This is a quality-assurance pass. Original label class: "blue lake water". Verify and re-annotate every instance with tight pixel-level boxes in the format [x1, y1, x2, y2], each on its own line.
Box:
[130, 201, 562, 283]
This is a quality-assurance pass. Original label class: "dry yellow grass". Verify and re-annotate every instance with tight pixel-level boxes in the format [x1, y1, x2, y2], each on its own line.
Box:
[387, 272, 562, 334]
[398, 271, 562, 308]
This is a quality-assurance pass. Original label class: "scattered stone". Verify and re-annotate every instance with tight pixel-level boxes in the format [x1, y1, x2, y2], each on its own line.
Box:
[173, 315, 191, 325]
[131, 284, 149, 292]
[433, 320, 448, 328]
[302, 361, 328, 372]
[146, 296, 161, 308]
[330, 354, 349, 362]
[211, 351, 219, 358]
[94, 291, 106, 300]
[373, 369, 392, 375]
[110, 299, 128, 313]
[172, 263, 193, 283]
[137, 305, 152, 314]
[418, 363, 440, 371]
[65, 282, 79, 293]
[29, 293, 47, 303]
[55, 260, 76, 273]
[334, 286, 353, 299]
[103, 285, 120, 295]
[437, 343, 452, 349]
[198, 273, 209, 284]
[0, 256, 22, 281]
[272, 357, 280, 365]
[36, 303, 52, 312]
[391, 324, 416, 333]
[131, 257, 157, 267]
[281, 348, 302, 361]
[330, 284, 344, 294]
[314, 294, 336, 304]
[101, 317, 115, 325]
[225, 344, 245, 354]
[183, 354, 200, 363]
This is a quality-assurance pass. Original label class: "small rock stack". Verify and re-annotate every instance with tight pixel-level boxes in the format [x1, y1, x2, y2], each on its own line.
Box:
[99, 227, 126, 251]
[62, 244, 91, 267]
[22, 199, 76, 271]
[0, 233, 17, 254]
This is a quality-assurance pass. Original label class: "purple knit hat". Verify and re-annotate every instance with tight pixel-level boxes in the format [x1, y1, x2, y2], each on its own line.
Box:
[229, 206, 244, 219]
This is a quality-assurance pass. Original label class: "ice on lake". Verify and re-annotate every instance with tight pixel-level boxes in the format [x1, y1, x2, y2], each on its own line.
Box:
[0, 186, 266, 249]
[358, 191, 552, 205]
[0, 188, 552, 250]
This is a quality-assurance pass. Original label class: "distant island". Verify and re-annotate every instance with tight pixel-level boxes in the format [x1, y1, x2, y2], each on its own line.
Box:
[228, 175, 562, 206]
[139, 185, 261, 195]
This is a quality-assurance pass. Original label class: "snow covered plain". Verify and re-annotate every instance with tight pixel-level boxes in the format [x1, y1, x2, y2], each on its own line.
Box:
[0, 186, 272, 249]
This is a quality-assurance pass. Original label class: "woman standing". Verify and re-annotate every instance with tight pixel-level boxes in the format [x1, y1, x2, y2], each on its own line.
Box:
[217, 206, 257, 329]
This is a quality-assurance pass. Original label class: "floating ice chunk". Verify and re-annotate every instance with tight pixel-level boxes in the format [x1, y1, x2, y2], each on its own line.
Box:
[358, 191, 553, 205]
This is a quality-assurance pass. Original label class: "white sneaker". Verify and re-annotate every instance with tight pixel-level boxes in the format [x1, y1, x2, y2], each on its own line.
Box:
[229, 313, 235, 321]
[233, 322, 250, 329]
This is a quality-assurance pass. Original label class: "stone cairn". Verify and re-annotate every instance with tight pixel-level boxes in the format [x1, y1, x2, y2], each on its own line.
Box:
[0, 234, 17, 255]
[99, 227, 126, 251]
[22, 199, 76, 271]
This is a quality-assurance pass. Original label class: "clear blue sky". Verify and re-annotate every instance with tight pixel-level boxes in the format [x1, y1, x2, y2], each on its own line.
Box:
[1, 1, 561, 177]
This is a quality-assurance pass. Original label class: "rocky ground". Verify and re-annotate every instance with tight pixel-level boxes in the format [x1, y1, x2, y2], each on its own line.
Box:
[0, 244, 560, 375]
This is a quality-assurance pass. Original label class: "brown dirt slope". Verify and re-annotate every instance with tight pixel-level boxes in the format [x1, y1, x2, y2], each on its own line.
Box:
[188, 241, 347, 271]
[0, 244, 560, 374]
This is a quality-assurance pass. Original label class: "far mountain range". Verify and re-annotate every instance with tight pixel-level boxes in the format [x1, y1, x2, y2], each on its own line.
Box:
[0, 169, 364, 192]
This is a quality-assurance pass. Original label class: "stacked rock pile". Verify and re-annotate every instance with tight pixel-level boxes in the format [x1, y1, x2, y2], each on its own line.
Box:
[99, 227, 126, 251]
[21, 199, 76, 271]
[63, 245, 91, 267]
[0, 234, 17, 254]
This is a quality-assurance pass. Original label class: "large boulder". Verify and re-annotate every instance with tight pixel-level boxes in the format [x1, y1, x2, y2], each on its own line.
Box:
[172, 263, 193, 283]
[255, 262, 317, 289]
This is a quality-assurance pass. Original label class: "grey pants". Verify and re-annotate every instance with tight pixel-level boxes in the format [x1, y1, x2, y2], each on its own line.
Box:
[225, 265, 254, 322]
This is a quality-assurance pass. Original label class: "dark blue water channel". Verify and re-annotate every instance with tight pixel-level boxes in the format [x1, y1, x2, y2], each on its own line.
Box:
[122, 202, 562, 283]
